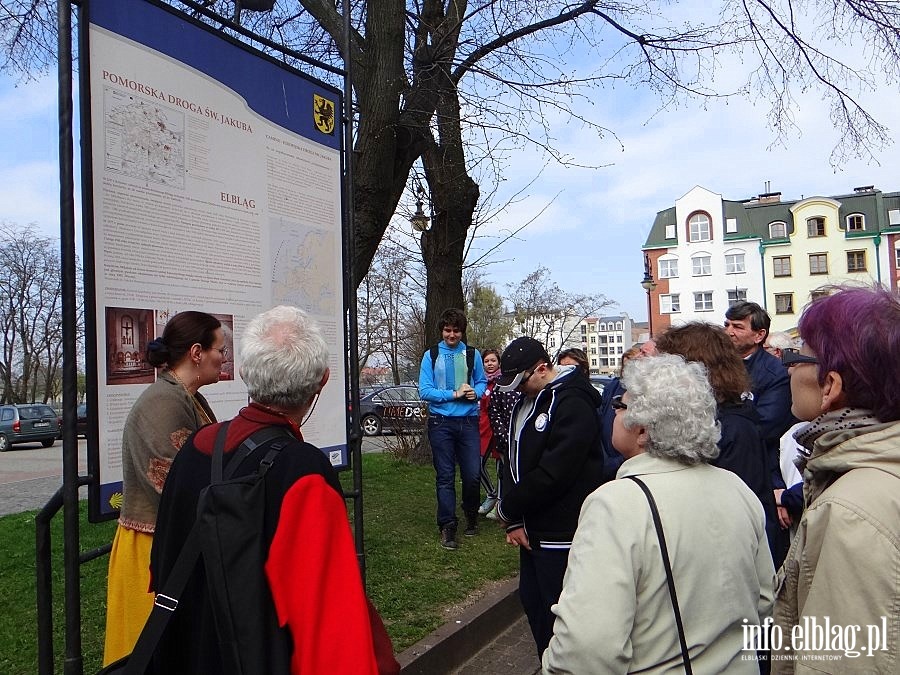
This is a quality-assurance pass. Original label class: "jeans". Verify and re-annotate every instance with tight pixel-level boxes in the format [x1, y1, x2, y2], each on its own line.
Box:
[428, 415, 481, 529]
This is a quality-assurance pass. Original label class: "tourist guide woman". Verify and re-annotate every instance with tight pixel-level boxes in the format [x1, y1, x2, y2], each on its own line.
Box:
[103, 310, 225, 665]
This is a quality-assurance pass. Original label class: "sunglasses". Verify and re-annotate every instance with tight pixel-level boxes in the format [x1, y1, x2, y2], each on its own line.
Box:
[611, 395, 627, 411]
[781, 348, 818, 368]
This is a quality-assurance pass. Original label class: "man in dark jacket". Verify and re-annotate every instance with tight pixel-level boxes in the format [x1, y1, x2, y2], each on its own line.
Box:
[494, 337, 604, 659]
[724, 301, 795, 567]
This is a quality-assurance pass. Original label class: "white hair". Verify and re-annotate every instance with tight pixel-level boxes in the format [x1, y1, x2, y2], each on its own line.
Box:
[240, 306, 329, 408]
[765, 331, 796, 351]
[621, 354, 721, 465]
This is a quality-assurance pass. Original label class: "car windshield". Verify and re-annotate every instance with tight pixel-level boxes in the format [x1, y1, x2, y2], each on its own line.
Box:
[19, 405, 55, 420]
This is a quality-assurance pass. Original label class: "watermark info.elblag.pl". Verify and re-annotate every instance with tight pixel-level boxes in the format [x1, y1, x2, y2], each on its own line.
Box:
[741, 617, 890, 661]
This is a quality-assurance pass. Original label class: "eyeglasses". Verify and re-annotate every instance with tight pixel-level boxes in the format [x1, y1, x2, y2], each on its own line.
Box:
[518, 365, 542, 388]
[611, 395, 627, 411]
[781, 348, 817, 368]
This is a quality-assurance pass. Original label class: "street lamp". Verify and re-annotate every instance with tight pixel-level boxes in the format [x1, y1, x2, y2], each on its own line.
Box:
[641, 253, 657, 338]
[409, 183, 430, 232]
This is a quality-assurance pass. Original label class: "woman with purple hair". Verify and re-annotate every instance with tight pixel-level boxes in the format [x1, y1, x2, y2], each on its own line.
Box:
[772, 286, 900, 671]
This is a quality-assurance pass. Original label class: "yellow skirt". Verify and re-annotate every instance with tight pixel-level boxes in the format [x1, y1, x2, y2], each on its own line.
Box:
[103, 525, 155, 666]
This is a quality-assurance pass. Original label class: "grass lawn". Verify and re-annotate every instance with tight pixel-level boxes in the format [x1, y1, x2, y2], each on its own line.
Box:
[0, 452, 518, 673]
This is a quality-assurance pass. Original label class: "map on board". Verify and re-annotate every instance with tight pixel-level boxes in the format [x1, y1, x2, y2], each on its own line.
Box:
[104, 88, 185, 188]
[271, 221, 338, 316]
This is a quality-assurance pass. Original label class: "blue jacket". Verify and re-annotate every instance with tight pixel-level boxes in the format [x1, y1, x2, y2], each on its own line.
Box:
[418, 341, 487, 417]
[744, 347, 795, 444]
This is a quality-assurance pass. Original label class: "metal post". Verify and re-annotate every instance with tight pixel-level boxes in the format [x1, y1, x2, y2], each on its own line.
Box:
[340, 0, 365, 583]
[58, 0, 82, 672]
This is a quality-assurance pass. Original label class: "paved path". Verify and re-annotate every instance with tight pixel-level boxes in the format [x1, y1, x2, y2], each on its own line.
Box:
[454, 615, 541, 675]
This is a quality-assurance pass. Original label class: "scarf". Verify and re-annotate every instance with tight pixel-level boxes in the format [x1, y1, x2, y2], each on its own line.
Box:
[793, 407, 880, 472]
[486, 369, 501, 383]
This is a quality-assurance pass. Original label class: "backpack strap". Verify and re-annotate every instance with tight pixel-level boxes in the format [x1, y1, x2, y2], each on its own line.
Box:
[222, 425, 294, 481]
[466, 346, 475, 384]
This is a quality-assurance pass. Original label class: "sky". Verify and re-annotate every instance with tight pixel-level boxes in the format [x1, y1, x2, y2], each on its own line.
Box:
[2, 7, 900, 322]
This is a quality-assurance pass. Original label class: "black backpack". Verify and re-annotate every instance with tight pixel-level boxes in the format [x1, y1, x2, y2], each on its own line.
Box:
[596, 384, 625, 482]
[429, 344, 476, 384]
[102, 422, 294, 675]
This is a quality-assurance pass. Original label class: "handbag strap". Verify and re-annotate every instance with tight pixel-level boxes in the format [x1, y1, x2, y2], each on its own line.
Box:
[627, 475, 693, 674]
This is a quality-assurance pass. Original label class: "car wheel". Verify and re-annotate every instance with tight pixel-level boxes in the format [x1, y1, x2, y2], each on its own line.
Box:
[41, 439, 55, 448]
[0, 434, 8, 452]
[361, 414, 382, 436]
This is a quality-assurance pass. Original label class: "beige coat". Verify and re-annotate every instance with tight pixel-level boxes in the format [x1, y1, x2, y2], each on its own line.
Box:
[773, 420, 900, 674]
[543, 453, 774, 674]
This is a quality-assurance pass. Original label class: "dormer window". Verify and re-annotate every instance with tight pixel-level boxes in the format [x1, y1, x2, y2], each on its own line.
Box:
[688, 212, 711, 242]
[769, 221, 787, 239]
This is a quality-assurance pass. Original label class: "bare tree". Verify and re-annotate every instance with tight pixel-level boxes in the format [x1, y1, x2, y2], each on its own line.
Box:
[507, 266, 612, 357]
[0, 223, 75, 404]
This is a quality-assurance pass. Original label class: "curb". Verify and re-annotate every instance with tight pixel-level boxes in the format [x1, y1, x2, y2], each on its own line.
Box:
[397, 576, 522, 674]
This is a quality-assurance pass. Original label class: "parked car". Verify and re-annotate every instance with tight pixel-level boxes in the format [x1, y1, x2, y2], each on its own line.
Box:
[589, 375, 614, 395]
[357, 385, 427, 436]
[0, 403, 60, 451]
[76, 404, 88, 437]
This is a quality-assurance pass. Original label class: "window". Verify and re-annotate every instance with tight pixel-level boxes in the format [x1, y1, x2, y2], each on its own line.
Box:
[725, 253, 745, 274]
[598, 335, 607, 344]
[807, 217, 826, 237]
[727, 289, 747, 306]
[847, 250, 867, 272]
[896, 245, 900, 268]
[590, 358, 597, 367]
[617, 346, 623, 354]
[694, 291, 714, 311]
[589, 324, 596, 332]
[616, 321, 623, 330]
[726, 218, 738, 233]
[590, 347, 597, 355]
[890, 210, 900, 226]
[688, 213, 711, 242]
[600, 347, 608, 355]
[809, 253, 828, 275]
[0, 408, 12, 421]
[658, 259, 678, 278]
[769, 221, 787, 239]
[773, 256, 792, 277]
[590, 335, 596, 344]
[810, 289, 829, 302]
[665, 224, 676, 239]
[692, 255, 711, 276]
[549, 337, 556, 348]
[616, 335, 623, 343]
[846, 214, 864, 231]
[580, 325, 586, 334]
[660, 294, 680, 313]
[775, 294, 794, 314]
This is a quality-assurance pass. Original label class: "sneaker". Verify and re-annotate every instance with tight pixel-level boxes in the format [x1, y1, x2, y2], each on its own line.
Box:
[464, 511, 478, 537]
[478, 496, 497, 515]
[440, 525, 458, 550]
[485, 505, 499, 521]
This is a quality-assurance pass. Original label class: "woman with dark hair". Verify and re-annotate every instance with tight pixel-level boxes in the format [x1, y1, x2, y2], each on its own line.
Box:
[656, 322, 782, 565]
[556, 347, 589, 377]
[772, 287, 900, 670]
[103, 310, 225, 665]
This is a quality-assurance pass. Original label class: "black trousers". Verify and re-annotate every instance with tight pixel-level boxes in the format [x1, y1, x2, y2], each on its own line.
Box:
[519, 545, 570, 659]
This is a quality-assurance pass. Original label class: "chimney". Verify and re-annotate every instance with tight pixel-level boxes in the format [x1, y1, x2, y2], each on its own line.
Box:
[757, 191, 781, 204]
[853, 185, 875, 193]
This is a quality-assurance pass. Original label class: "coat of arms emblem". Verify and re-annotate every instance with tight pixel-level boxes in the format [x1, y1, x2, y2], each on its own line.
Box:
[313, 94, 335, 134]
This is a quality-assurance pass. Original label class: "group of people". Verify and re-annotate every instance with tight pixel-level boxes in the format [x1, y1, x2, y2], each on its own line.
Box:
[417, 288, 899, 673]
[100, 285, 899, 674]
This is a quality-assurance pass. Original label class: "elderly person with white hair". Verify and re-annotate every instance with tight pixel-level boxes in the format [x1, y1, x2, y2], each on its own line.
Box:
[149, 306, 398, 674]
[543, 354, 774, 674]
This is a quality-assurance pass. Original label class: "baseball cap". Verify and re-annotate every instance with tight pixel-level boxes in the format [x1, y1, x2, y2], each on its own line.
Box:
[496, 337, 550, 391]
